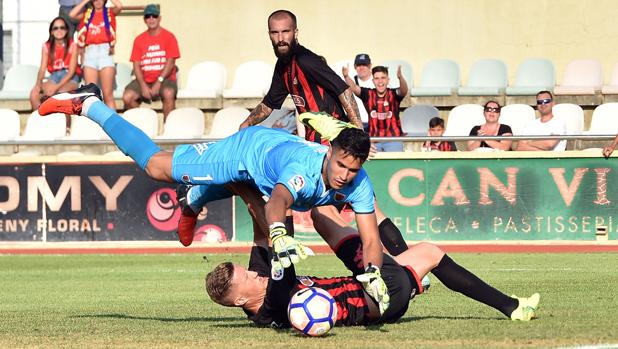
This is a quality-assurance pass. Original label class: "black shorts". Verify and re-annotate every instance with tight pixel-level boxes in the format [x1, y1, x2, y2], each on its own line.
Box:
[333, 235, 421, 323]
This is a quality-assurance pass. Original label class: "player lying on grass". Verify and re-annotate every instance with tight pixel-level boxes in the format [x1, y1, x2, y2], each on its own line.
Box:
[205, 212, 541, 327]
[38, 83, 390, 314]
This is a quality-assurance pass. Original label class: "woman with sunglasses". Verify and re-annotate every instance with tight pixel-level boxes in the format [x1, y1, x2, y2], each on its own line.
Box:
[30, 17, 81, 111]
[467, 101, 513, 151]
[70, 0, 122, 110]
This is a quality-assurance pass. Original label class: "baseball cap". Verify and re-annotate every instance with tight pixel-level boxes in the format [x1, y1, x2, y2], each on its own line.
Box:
[143, 4, 160, 16]
[354, 54, 371, 66]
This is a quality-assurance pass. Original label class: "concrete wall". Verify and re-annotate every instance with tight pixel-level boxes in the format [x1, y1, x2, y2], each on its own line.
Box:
[6, 0, 618, 87]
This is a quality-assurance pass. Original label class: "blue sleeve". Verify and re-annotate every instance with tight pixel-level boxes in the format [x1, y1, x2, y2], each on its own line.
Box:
[347, 169, 375, 214]
[276, 163, 316, 204]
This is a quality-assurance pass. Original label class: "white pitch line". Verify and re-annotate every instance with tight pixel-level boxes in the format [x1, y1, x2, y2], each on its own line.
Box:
[556, 344, 618, 349]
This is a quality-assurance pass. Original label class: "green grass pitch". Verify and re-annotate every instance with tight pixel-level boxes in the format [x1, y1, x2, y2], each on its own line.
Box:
[1, 252, 617, 348]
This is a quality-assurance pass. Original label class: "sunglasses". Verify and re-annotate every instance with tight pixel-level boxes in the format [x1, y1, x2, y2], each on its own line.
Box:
[484, 106, 501, 113]
[144, 14, 159, 19]
[536, 98, 552, 105]
[51, 26, 67, 31]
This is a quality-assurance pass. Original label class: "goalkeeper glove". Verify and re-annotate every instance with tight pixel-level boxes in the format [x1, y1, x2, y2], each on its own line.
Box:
[356, 264, 390, 316]
[270, 222, 313, 280]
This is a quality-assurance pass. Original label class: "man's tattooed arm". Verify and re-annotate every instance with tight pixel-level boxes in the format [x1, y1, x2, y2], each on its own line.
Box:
[239, 103, 274, 129]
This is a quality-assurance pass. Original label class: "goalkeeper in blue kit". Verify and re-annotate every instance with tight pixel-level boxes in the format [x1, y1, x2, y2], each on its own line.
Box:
[38, 83, 391, 315]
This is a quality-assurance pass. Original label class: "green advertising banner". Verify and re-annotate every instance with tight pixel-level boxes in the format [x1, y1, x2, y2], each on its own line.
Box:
[234, 155, 618, 242]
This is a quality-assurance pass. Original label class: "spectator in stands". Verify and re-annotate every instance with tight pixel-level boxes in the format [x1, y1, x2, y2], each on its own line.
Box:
[123, 4, 180, 120]
[58, 0, 82, 39]
[467, 101, 513, 151]
[516, 91, 567, 151]
[70, 0, 122, 110]
[343, 65, 408, 152]
[423, 117, 457, 151]
[30, 16, 81, 119]
[353, 53, 374, 88]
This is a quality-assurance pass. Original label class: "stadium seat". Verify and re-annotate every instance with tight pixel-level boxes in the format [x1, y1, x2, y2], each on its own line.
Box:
[444, 104, 485, 136]
[0, 64, 39, 99]
[122, 108, 158, 138]
[18, 111, 67, 141]
[588, 103, 618, 134]
[498, 104, 536, 135]
[601, 63, 618, 94]
[156, 107, 205, 139]
[113, 63, 133, 99]
[206, 106, 250, 138]
[400, 104, 439, 136]
[380, 59, 413, 89]
[222, 60, 273, 98]
[506, 58, 555, 96]
[0, 109, 21, 141]
[554, 59, 603, 95]
[553, 103, 584, 134]
[67, 115, 110, 140]
[259, 107, 296, 133]
[177, 61, 227, 98]
[409, 59, 460, 96]
[458, 59, 507, 96]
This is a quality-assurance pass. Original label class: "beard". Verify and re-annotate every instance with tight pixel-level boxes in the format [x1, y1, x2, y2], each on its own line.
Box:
[272, 38, 297, 59]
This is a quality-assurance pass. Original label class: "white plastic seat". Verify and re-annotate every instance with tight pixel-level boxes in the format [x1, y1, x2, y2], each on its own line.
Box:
[259, 107, 296, 133]
[444, 104, 485, 136]
[554, 59, 602, 95]
[410, 59, 460, 96]
[67, 115, 110, 140]
[601, 63, 618, 94]
[113, 62, 133, 99]
[177, 61, 227, 98]
[552, 103, 584, 134]
[380, 59, 413, 89]
[498, 104, 536, 135]
[222, 60, 273, 98]
[506, 58, 555, 96]
[156, 107, 205, 139]
[458, 59, 507, 96]
[18, 111, 67, 140]
[121, 108, 158, 137]
[0, 64, 39, 99]
[206, 106, 250, 138]
[588, 103, 618, 135]
[400, 104, 439, 136]
[0, 109, 21, 140]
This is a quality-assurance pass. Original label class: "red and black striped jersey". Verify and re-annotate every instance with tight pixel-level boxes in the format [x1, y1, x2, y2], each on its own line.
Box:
[262, 45, 350, 145]
[359, 88, 404, 137]
[427, 141, 458, 151]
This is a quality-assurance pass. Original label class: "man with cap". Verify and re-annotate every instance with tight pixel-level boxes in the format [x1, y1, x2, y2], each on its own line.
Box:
[353, 53, 374, 88]
[123, 4, 181, 120]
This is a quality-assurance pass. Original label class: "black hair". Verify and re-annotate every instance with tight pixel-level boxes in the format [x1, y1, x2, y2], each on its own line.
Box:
[536, 90, 553, 99]
[371, 66, 389, 75]
[483, 100, 501, 109]
[268, 10, 297, 29]
[428, 117, 445, 128]
[47, 17, 70, 61]
[331, 128, 370, 162]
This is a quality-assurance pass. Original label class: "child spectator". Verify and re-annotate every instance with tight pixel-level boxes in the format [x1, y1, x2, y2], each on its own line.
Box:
[423, 117, 457, 151]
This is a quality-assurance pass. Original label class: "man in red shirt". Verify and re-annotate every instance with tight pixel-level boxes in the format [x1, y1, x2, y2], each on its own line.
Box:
[123, 4, 180, 119]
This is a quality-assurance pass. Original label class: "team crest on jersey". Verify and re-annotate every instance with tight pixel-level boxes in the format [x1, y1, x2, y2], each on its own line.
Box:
[288, 175, 305, 192]
[334, 191, 347, 202]
[291, 94, 306, 107]
[297, 276, 315, 287]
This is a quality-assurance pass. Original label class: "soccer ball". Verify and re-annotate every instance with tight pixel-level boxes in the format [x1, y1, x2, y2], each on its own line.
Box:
[287, 287, 337, 336]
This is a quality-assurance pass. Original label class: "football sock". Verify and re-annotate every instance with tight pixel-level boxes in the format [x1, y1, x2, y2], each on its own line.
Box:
[334, 235, 364, 275]
[378, 218, 408, 256]
[285, 215, 294, 238]
[86, 100, 160, 170]
[431, 254, 518, 317]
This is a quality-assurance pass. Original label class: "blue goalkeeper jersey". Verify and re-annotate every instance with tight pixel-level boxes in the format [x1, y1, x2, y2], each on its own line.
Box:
[171, 126, 375, 213]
